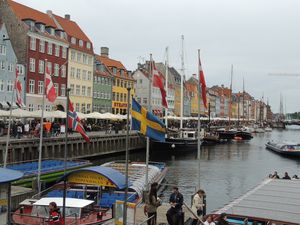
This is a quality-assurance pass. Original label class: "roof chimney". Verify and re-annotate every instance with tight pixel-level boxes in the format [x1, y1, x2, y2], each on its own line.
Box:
[46, 10, 53, 16]
[64, 14, 71, 20]
[101, 47, 109, 58]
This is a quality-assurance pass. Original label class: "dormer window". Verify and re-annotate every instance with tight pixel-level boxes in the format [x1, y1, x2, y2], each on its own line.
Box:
[120, 69, 124, 76]
[38, 24, 45, 32]
[46, 26, 55, 36]
[23, 19, 35, 32]
[112, 67, 117, 74]
[86, 42, 91, 49]
[71, 37, 76, 45]
[79, 40, 83, 47]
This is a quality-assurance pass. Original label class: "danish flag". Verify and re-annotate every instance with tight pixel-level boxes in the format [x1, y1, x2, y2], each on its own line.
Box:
[151, 61, 168, 108]
[198, 52, 207, 109]
[15, 67, 23, 107]
[68, 99, 90, 143]
[45, 64, 57, 102]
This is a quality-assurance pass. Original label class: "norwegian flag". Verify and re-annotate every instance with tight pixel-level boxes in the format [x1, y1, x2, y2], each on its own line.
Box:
[151, 61, 168, 108]
[68, 99, 90, 143]
[198, 51, 207, 109]
[45, 63, 57, 102]
[15, 67, 23, 107]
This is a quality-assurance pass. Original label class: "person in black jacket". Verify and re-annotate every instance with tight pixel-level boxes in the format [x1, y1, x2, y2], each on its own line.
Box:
[166, 186, 184, 225]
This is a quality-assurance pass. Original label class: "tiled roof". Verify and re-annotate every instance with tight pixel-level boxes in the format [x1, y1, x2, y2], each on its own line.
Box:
[53, 14, 91, 43]
[95, 54, 112, 77]
[8, 0, 57, 28]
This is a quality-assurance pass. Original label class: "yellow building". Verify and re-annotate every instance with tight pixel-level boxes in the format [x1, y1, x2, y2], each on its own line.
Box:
[98, 48, 135, 114]
[53, 14, 94, 113]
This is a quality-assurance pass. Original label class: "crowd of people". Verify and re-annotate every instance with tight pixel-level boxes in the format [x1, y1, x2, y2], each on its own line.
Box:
[269, 171, 299, 180]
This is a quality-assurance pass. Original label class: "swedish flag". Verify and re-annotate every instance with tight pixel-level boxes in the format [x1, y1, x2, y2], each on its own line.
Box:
[131, 98, 166, 142]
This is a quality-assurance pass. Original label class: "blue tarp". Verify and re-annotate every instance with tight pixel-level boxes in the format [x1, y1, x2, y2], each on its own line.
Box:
[0, 167, 23, 184]
[59, 166, 130, 189]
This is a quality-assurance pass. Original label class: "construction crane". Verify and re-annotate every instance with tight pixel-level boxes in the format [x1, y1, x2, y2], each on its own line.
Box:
[268, 73, 300, 77]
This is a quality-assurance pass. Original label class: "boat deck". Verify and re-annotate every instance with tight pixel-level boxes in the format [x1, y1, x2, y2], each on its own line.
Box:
[215, 179, 300, 224]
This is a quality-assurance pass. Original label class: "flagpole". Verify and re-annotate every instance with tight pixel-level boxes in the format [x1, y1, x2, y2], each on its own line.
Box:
[123, 87, 131, 225]
[63, 88, 70, 223]
[180, 35, 185, 130]
[37, 59, 47, 194]
[165, 47, 169, 129]
[197, 50, 202, 190]
[144, 54, 152, 192]
[3, 90, 15, 168]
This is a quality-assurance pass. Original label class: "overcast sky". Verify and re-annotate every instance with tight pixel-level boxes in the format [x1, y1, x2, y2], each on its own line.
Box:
[16, 0, 300, 113]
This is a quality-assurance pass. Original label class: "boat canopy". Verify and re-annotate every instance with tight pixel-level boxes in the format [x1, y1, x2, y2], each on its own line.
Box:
[215, 179, 300, 223]
[33, 197, 93, 208]
[0, 167, 23, 184]
[59, 166, 130, 189]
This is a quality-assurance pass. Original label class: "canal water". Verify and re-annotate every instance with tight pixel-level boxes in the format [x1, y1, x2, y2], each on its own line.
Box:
[93, 126, 300, 213]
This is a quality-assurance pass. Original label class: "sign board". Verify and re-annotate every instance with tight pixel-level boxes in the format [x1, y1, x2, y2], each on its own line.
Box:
[0, 199, 7, 206]
[67, 171, 116, 187]
[115, 200, 136, 225]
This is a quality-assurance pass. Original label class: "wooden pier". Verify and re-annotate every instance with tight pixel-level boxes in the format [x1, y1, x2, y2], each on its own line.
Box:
[0, 131, 145, 164]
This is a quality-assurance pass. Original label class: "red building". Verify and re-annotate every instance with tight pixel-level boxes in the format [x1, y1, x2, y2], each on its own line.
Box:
[1, 0, 69, 111]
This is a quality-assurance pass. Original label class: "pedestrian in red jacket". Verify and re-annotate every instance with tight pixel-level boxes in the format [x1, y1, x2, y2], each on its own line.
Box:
[49, 202, 63, 225]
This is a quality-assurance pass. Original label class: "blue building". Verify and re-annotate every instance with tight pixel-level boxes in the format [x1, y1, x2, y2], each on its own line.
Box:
[0, 22, 25, 109]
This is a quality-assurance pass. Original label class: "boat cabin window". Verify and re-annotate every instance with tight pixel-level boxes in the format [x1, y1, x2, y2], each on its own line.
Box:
[31, 206, 49, 218]
[64, 207, 80, 218]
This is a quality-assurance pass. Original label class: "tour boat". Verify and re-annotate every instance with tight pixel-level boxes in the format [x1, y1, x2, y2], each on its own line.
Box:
[6, 159, 91, 187]
[216, 129, 236, 141]
[210, 179, 300, 225]
[12, 161, 167, 225]
[264, 127, 272, 132]
[266, 141, 300, 156]
[234, 131, 253, 140]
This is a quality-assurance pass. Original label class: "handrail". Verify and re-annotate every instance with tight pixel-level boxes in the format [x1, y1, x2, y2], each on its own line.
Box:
[136, 214, 155, 225]
[183, 201, 204, 225]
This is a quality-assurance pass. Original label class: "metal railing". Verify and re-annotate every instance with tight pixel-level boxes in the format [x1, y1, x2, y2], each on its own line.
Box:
[136, 214, 155, 225]
[183, 202, 204, 225]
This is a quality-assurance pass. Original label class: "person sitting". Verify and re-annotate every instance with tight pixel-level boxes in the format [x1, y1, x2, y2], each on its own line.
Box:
[282, 172, 291, 180]
[271, 171, 280, 179]
[203, 215, 216, 225]
[48, 201, 63, 225]
[292, 174, 299, 179]
[166, 186, 184, 225]
[216, 213, 229, 225]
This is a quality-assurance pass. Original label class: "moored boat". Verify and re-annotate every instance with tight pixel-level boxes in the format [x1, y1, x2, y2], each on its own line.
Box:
[234, 131, 253, 140]
[266, 141, 300, 156]
[210, 179, 300, 224]
[12, 161, 167, 224]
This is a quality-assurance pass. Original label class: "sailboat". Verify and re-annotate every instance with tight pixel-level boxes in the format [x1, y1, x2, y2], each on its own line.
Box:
[151, 36, 199, 152]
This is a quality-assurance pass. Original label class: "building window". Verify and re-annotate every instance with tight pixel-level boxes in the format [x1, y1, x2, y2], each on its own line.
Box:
[70, 84, 74, 95]
[124, 81, 127, 88]
[47, 42, 53, 55]
[87, 104, 91, 113]
[116, 93, 119, 101]
[40, 24, 45, 32]
[55, 45, 60, 57]
[86, 42, 91, 49]
[0, 61, 4, 70]
[70, 67, 75, 78]
[61, 84, 66, 97]
[6, 80, 13, 92]
[47, 61, 52, 74]
[39, 40, 45, 53]
[120, 69, 124, 76]
[54, 83, 59, 96]
[29, 58, 35, 72]
[71, 37, 76, 44]
[112, 92, 115, 101]
[8, 63, 13, 72]
[71, 51, 75, 61]
[82, 70, 87, 80]
[82, 86, 86, 96]
[79, 40, 83, 47]
[87, 87, 91, 97]
[93, 91, 97, 98]
[87, 71, 92, 81]
[76, 69, 81, 79]
[83, 54, 87, 64]
[38, 60, 44, 74]
[116, 79, 120, 87]
[81, 103, 86, 113]
[0, 80, 3, 91]
[61, 65, 66, 78]
[46, 105, 51, 111]
[143, 98, 147, 105]
[112, 67, 117, 74]
[75, 103, 80, 112]
[54, 63, 59, 76]
[76, 85, 80, 95]
[77, 53, 82, 62]
[62, 47, 67, 58]
[28, 104, 34, 111]
[120, 80, 123, 88]
[30, 37, 36, 50]
[38, 81, 44, 94]
[0, 45, 6, 55]
[29, 80, 35, 94]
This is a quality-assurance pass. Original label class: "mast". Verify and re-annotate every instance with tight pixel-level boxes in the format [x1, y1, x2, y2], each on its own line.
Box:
[242, 77, 245, 124]
[237, 92, 240, 127]
[180, 35, 185, 130]
[197, 49, 202, 163]
[165, 47, 169, 128]
[229, 65, 233, 126]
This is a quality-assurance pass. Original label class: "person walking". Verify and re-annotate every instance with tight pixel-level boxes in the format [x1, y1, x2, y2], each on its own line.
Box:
[166, 186, 184, 225]
[145, 182, 161, 225]
[48, 202, 63, 225]
[191, 189, 205, 223]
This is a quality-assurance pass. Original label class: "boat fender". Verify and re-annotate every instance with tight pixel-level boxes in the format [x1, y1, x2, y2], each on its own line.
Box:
[171, 144, 175, 149]
[20, 206, 24, 214]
